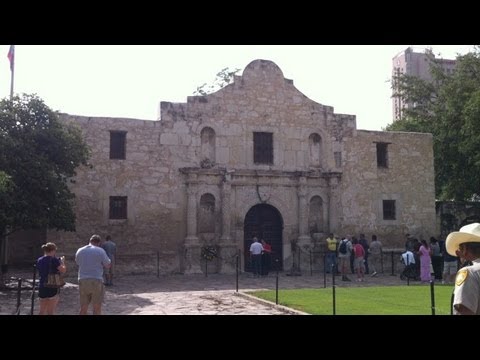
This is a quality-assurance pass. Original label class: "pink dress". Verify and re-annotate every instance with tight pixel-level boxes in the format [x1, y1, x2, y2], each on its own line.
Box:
[419, 245, 432, 282]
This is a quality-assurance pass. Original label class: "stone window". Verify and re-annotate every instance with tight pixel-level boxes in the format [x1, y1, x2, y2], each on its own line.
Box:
[253, 132, 273, 164]
[110, 131, 126, 160]
[109, 196, 127, 219]
[309, 133, 322, 167]
[308, 196, 324, 234]
[383, 200, 396, 220]
[200, 127, 216, 165]
[376, 142, 389, 168]
[199, 193, 216, 233]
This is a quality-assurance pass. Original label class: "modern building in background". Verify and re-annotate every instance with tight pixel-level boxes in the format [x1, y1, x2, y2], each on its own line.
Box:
[392, 47, 456, 121]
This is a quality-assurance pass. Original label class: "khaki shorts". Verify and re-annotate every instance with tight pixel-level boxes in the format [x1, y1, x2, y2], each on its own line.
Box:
[79, 279, 105, 306]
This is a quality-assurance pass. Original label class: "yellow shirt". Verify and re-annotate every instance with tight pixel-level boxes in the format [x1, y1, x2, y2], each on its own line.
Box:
[326, 237, 337, 252]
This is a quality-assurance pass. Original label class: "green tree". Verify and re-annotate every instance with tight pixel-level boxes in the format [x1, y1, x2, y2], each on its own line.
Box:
[0, 171, 12, 194]
[0, 94, 90, 277]
[193, 67, 241, 96]
[387, 47, 480, 201]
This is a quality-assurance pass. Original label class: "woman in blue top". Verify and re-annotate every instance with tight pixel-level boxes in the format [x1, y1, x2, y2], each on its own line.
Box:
[36, 242, 66, 315]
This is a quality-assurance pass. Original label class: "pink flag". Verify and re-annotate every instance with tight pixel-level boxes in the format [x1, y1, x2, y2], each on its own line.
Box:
[7, 45, 14, 71]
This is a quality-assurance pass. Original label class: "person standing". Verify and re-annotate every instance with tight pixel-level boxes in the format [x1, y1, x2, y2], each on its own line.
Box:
[325, 233, 337, 274]
[418, 239, 432, 283]
[401, 247, 417, 280]
[338, 235, 352, 281]
[249, 237, 263, 277]
[429, 236, 442, 280]
[446, 223, 480, 315]
[404, 233, 413, 251]
[369, 234, 382, 276]
[101, 235, 117, 286]
[36, 242, 66, 315]
[260, 239, 272, 276]
[75, 234, 111, 315]
[359, 233, 369, 274]
[352, 238, 365, 282]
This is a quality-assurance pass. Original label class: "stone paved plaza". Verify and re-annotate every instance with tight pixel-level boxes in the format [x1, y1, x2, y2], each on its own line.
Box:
[0, 268, 430, 315]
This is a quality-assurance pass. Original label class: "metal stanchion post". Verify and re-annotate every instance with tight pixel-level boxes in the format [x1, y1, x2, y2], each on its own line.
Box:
[406, 257, 410, 286]
[275, 259, 279, 305]
[391, 251, 395, 276]
[31, 264, 36, 315]
[323, 253, 327, 288]
[298, 249, 301, 274]
[236, 253, 239, 293]
[450, 291, 454, 315]
[310, 249, 312, 276]
[332, 268, 336, 315]
[381, 250, 384, 274]
[430, 280, 435, 315]
[16, 278, 22, 315]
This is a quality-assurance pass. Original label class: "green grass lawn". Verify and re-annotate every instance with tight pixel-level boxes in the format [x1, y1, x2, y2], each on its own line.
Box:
[250, 285, 454, 315]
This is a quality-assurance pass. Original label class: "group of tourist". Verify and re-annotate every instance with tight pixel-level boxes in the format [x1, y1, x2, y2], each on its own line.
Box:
[249, 237, 272, 277]
[36, 234, 116, 315]
[35, 222, 480, 315]
[325, 233, 383, 282]
[402, 234, 462, 284]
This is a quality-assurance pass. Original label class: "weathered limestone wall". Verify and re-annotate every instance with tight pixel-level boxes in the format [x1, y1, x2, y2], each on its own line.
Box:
[47, 116, 187, 274]
[338, 130, 436, 246]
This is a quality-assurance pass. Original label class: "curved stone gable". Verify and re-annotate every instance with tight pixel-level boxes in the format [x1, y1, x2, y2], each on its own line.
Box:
[242, 59, 285, 86]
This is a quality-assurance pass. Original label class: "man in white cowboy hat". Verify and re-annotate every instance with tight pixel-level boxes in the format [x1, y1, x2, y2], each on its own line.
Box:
[446, 222, 480, 315]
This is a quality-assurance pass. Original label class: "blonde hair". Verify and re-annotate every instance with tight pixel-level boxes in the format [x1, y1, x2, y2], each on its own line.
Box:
[41, 242, 57, 253]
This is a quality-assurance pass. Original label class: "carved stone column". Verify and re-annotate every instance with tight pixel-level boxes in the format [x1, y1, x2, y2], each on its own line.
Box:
[220, 174, 232, 242]
[184, 174, 201, 274]
[219, 174, 237, 273]
[297, 176, 310, 244]
[185, 177, 198, 243]
[328, 175, 340, 233]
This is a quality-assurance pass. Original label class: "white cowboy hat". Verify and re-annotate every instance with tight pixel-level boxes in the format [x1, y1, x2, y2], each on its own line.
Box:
[446, 222, 480, 256]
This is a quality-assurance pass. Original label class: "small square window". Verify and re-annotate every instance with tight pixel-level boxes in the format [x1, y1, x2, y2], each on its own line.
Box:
[383, 200, 396, 220]
[109, 196, 127, 219]
[253, 132, 273, 164]
[110, 131, 126, 160]
[376, 142, 388, 168]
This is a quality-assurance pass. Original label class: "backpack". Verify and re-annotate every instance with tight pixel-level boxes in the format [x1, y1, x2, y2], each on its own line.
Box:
[338, 240, 347, 254]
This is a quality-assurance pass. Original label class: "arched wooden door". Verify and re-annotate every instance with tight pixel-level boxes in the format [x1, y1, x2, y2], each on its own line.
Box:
[244, 204, 283, 272]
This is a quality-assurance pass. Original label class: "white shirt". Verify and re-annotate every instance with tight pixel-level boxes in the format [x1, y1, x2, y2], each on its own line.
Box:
[401, 251, 415, 265]
[370, 241, 382, 255]
[250, 242, 263, 255]
[337, 239, 352, 258]
[453, 259, 480, 315]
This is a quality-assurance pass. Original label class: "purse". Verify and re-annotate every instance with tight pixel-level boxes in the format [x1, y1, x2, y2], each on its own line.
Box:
[44, 258, 66, 288]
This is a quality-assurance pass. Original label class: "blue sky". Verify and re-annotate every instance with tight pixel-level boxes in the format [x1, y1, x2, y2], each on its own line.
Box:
[0, 45, 474, 130]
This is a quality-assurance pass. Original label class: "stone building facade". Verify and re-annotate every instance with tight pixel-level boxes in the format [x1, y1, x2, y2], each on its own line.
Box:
[44, 59, 436, 274]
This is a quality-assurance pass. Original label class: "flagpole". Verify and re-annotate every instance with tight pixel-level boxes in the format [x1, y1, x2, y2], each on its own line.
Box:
[10, 64, 14, 100]
[8, 45, 15, 100]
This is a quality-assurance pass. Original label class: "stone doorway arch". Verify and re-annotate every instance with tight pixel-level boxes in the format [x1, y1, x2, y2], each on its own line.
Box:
[244, 204, 284, 272]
